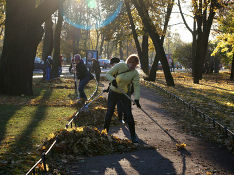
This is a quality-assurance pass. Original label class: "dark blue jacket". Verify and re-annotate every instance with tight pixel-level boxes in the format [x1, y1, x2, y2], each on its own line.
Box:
[76, 60, 93, 80]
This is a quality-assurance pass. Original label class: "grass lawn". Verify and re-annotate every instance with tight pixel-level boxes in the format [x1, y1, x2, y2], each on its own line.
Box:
[0, 77, 97, 175]
[149, 71, 234, 129]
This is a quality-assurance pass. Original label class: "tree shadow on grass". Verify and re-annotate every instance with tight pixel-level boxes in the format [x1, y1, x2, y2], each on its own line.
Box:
[0, 105, 22, 145]
[0, 88, 52, 174]
[200, 82, 234, 92]
[0, 85, 45, 146]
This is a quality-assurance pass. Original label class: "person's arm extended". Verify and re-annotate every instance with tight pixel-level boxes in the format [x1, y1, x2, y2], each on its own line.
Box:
[132, 71, 140, 100]
[105, 63, 120, 82]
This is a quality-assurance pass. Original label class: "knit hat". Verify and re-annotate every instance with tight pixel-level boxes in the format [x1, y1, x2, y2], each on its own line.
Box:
[110, 57, 120, 65]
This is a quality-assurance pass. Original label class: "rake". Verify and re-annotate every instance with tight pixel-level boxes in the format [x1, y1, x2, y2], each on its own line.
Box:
[119, 88, 186, 149]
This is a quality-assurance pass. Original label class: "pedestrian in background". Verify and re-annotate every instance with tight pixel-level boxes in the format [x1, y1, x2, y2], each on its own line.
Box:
[45, 56, 52, 81]
[91, 58, 102, 86]
[104, 54, 141, 143]
[74, 54, 94, 103]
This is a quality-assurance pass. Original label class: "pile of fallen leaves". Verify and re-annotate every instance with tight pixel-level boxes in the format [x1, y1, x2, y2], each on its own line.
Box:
[36, 126, 151, 174]
[75, 106, 120, 127]
[71, 96, 120, 127]
[42, 126, 139, 157]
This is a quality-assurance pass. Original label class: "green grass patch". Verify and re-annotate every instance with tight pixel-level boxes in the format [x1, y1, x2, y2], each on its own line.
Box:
[0, 77, 97, 175]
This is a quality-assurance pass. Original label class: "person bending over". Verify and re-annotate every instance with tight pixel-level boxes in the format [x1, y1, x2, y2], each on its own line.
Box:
[104, 54, 141, 143]
[74, 54, 94, 103]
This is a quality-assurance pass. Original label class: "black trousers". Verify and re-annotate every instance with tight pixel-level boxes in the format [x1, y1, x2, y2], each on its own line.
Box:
[95, 72, 100, 82]
[104, 90, 136, 139]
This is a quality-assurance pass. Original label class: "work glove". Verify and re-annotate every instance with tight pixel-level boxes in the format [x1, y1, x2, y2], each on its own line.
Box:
[134, 100, 141, 108]
[112, 79, 118, 88]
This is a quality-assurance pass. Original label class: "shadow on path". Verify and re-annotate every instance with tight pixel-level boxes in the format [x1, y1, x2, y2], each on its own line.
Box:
[69, 149, 176, 175]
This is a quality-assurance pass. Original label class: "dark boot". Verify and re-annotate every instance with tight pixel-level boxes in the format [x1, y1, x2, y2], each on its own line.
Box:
[131, 134, 139, 143]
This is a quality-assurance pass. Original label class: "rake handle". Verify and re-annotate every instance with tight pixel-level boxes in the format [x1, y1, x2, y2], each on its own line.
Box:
[119, 88, 179, 144]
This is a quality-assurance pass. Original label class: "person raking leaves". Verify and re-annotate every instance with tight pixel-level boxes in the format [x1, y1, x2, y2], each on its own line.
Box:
[103, 54, 141, 143]
[73, 54, 94, 104]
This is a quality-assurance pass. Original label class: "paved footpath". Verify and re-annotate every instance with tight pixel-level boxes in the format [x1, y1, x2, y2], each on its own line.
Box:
[67, 83, 234, 175]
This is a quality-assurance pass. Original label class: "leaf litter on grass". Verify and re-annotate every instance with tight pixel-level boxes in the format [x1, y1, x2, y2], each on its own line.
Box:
[0, 77, 98, 174]
[141, 72, 234, 153]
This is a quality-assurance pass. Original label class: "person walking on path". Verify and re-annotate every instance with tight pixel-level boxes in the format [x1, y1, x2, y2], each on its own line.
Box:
[45, 56, 52, 81]
[104, 54, 141, 143]
[91, 58, 102, 86]
[74, 54, 94, 103]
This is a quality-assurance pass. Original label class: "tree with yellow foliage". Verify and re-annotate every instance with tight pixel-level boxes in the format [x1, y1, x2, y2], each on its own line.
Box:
[212, 6, 234, 80]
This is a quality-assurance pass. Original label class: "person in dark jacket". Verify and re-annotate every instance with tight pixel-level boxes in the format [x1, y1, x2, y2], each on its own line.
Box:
[74, 54, 94, 103]
[45, 56, 52, 81]
[91, 58, 101, 85]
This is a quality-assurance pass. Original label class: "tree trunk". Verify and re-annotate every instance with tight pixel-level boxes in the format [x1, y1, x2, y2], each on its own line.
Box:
[72, 27, 81, 55]
[193, 30, 213, 83]
[119, 41, 124, 60]
[42, 16, 54, 79]
[141, 32, 149, 75]
[0, 2, 43, 95]
[0, 0, 59, 95]
[99, 34, 104, 57]
[193, 1, 215, 84]
[192, 20, 197, 77]
[147, 54, 159, 81]
[51, 10, 63, 78]
[132, 0, 174, 86]
[193, 29, 206, 83]
[126, 40, 129, 58]
[109, 42, 115, 59]
[125, 0, 149, 75]
[106, 41, 110, 58]
[95, 29, 100, 51]
[230, 55, 234, 81]
[147, 0, 174, 80]
[42, 17, 54, 61]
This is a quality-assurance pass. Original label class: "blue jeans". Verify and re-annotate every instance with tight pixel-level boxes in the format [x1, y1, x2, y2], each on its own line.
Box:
[46, 66, 51, 80]
[104, 90, 136, 139]
[78, 75, 90, 99]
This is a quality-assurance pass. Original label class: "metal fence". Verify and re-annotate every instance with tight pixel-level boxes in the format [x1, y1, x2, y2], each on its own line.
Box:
[142, 80, 234, 140]
[26, 77, 100, 175]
